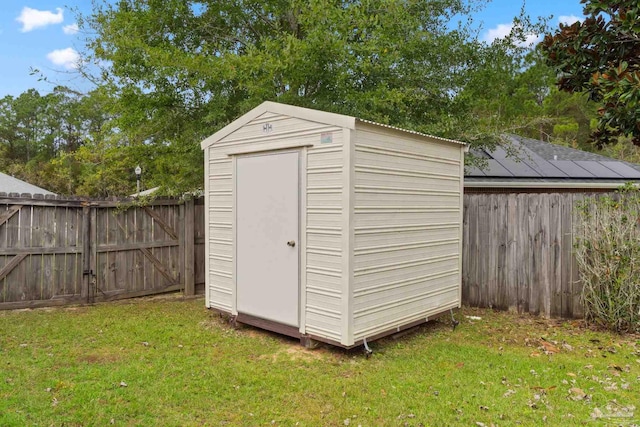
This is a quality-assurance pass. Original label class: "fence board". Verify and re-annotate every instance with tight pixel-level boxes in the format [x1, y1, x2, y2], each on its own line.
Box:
[461, 195, 470, 304]
[460, 192, 610, 318]
[527, 195, 539, 315]
[549, 194, 562, 317]
[516, 193, 529, 313]
[506, 194, 518, 312]
[53, 207, 65, 297]
[184, 199, 195, 295]
[496, 194, 507, 310]
[471, 194, 480, 306]
[194, 199, 205, 290]
[43, 206, 55, 299]
[482, 195, 494, 307]
[6, 211, 21, 303]
[560, 193, 573, 318]
[571, 194, 585, 318]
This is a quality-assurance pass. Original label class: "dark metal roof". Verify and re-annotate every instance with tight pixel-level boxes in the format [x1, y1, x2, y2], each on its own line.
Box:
[466, 135, 640, 180]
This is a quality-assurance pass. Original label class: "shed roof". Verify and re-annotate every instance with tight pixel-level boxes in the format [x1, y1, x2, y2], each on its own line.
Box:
[201, 101, 466, 149]
[0, 172, 55, 195]
[466, 135, 640, 189]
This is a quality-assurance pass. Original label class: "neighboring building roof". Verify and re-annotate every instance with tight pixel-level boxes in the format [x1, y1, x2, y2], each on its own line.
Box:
[466, 135, 640, 189]
[0, 172, 55, 195]
[130, 186, 160, 197]
[201, 101, 467, 149]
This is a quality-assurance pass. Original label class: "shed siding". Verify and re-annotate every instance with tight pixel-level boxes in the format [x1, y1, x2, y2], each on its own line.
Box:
[352, 125, 462, 341]
[305, 141, 344, 341]
[206, 153, 234, 312]
[205, 112, 344, 341]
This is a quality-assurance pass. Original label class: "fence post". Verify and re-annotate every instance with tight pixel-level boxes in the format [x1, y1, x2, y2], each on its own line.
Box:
[81, 205, 91, 302]
[184, 198, 195, 296]
[89, 205, 98, 303]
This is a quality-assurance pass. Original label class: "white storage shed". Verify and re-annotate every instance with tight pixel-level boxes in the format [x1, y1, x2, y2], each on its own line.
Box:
[200, 101, 466, 348]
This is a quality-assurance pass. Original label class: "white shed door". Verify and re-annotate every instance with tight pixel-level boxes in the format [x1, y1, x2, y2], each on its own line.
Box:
[236, 151, 300, 327]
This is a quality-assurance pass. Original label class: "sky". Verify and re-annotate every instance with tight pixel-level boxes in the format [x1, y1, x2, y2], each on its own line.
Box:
[0, 0, 586, 98]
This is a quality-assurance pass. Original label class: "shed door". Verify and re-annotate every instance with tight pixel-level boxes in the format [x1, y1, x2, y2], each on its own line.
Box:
[236, 151, 300, 327]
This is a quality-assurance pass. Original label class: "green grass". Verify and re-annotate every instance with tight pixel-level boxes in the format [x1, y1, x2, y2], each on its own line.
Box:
[1, 296, 639, 426]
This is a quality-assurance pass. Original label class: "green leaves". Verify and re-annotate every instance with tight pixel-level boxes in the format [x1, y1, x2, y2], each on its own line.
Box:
[574, 187, 640, 333]
[541, 0, 640, 146]
[81, 1, 511, 149]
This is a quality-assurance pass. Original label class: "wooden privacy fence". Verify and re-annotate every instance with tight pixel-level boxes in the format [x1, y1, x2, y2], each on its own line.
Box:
[462, 192, 591, 318]
[0, 190, 605, 319]
[0, 193, 204, 310]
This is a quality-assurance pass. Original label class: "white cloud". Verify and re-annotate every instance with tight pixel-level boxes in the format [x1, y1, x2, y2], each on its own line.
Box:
[484, 23, 513, 42]
[16, 7, 64, 32]
[62, 23, 79, 35]
[46, 47, 80, 69]
[519, 33, 542, 47]
[483, 23, 542, 47]
[558, 15, 583, 26]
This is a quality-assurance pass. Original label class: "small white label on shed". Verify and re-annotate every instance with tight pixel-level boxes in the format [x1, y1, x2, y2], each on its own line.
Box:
[262, 123, 273, 133]
[320, 132, 333, 144]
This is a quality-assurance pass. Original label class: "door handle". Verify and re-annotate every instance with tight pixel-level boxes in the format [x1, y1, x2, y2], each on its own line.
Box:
[287, 240, 296, 247]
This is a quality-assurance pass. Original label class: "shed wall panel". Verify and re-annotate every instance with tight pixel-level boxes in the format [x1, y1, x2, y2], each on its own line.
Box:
[352, 125, 463, 342]
[206, 152, 234, 311]
[355, 192, 460, 207]
[305, 136, 344, 341]
[206, 112, 345, 342]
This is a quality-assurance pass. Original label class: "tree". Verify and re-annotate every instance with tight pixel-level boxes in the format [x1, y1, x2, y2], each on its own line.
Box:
[541, 0, 640, 147]
[78, 0, 553, 191]
[458, 45, 557, 142]
[0, 87, 117, 195]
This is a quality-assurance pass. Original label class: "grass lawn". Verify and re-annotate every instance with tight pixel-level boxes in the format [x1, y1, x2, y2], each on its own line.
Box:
[1, 295, 639, 426]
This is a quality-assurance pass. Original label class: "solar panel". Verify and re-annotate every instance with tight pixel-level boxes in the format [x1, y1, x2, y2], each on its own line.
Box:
[493, 158, 541, 177]
[597, 162, 640, 179]
[486, 145, 510, 160]
[549, 161, 596, 178]
[574, 161, 622, 178]
[523, 156, 568, 178]
[465, 165, 486, 177]
[513, 145, 569, 178]
[483, 160, 513, 177]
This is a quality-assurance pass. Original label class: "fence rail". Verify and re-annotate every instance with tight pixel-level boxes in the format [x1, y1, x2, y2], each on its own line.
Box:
[0, 193, 203, 310]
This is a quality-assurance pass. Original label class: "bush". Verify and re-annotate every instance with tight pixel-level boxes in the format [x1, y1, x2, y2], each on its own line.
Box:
[574, 185, 640, 333]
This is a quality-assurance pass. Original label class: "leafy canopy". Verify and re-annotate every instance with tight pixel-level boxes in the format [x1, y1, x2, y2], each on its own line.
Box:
[85, 0, 485, 131]
[79, 0, 546, 190]
[541, 0, 640, 147]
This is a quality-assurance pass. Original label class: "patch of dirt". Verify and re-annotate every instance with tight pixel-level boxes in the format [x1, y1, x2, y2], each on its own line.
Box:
[242, 328, 266, 339]
[260, 346, 330, 363]
[199, 317, 228, 330]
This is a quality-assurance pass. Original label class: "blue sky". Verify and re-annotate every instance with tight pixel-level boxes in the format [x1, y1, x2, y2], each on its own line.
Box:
[0, 0, 585, 98]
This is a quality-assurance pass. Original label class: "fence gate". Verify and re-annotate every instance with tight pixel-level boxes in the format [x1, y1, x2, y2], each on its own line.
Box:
[89, 200, 186, 302]
[0, 194, 195, 310]
[0, 198, 85, 308]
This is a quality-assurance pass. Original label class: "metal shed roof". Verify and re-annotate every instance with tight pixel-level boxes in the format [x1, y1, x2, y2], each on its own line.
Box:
[0, 172, 55, 195]
[201, 101, 466, 149]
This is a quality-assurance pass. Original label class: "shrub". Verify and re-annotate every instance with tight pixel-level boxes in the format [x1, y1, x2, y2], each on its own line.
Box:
[574, 184, 640, 333]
